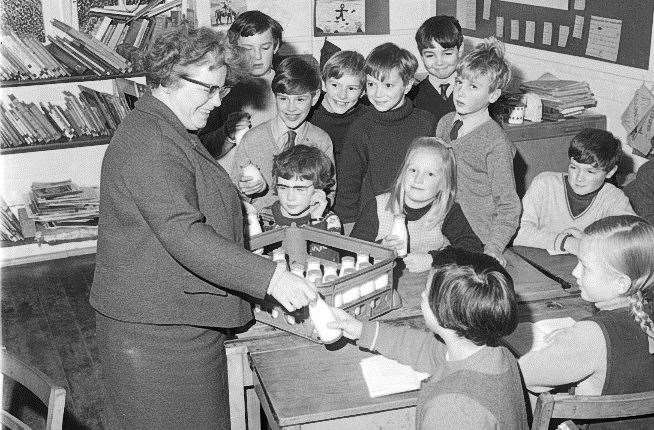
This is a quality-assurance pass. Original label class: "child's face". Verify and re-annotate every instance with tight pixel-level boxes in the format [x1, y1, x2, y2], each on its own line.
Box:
[572, 238, 629, 303]
[453, 72, 500, 117]
[237, 29, 278, 77]
[276, 176, 316, 217]
[403, 148, 443, 208]
[567, 158, 617, 195]
[420, 41, 460, 80]
[275, 91, 320, 129]
[322, 74, 364, 114]
[365, 68, 413, 112]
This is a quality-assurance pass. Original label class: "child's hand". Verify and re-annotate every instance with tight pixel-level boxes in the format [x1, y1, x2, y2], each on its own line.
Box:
[328, 307, 363, 340]
[560, 227, 583, 255]
[381, 234, 404, 251]
[242, 201, 258, 217]
[226, 111, 251, 141]
[238, 174, 266, 195]
[403, 252, 432, 273]
[309, 189, 328, 219]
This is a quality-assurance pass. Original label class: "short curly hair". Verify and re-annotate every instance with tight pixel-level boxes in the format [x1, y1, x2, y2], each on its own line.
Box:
[456, 37, 511, 92]
[145, 25, 239, 89]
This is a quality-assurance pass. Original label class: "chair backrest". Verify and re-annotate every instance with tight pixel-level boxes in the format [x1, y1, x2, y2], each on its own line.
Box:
[532, 391, 654, 430]
[1, 351, 66, 430]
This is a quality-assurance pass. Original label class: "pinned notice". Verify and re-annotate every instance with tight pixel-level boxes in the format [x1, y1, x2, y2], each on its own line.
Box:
[585, 16, 622, 62]
[558, 25, 570, 48]
[496, 16, 505, 38]
[511, 19, 520, 40]
[542, 22, 553, 45]
[573, 15, 584, 39]
[525, 20, 535, 43]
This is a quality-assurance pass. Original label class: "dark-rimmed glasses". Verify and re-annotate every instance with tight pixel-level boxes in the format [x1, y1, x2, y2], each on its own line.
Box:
[180, 75, 224, 98]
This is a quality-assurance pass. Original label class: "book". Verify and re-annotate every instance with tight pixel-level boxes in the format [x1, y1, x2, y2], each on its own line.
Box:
[359, 355, 430, 398]
[101, 22, 117, 45]
[93, 16, 113, 40]
[107, 22, 127, 50]
[45, 42, 89, 75]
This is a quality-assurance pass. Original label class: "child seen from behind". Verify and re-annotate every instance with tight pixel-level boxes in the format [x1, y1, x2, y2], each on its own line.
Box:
[435, 37, 520, 265]
[351, 137, 482, 273]
[330, 248, 528, 430]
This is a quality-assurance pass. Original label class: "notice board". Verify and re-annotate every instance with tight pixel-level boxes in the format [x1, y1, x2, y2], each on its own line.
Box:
[437, 0, 652, 70]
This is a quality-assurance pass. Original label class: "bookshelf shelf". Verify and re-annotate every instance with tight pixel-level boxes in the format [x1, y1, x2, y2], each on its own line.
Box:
[0, 71, 146, 88]
[1, 136, 111, 155]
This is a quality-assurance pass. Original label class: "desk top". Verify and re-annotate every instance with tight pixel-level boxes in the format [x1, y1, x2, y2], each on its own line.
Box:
[511, 246, 579, 290]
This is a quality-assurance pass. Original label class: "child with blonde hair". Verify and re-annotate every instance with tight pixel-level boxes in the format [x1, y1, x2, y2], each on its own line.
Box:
[520, 215, 654, 428]
[351, 136, 482, 273]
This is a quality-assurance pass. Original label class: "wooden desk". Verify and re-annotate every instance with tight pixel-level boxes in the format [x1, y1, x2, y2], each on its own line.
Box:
[248, 295, 594, 430]
[511, 246, 579, 290]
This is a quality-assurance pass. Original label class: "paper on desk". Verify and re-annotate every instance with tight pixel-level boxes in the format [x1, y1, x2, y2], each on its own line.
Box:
[360, 355, 430, 398]
[546, 247, 570, 256]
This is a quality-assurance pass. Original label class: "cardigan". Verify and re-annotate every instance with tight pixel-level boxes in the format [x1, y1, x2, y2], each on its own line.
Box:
[230, 119, 335, 210]
[435, 112, 521, 257]
[514, 172, 635, 251]
[90, 94, 275, 328]
[408, 77, 455, 125]
[334, 99, 435, 223]
[359, 322, 528, 430]
[350, 193, 483, 253]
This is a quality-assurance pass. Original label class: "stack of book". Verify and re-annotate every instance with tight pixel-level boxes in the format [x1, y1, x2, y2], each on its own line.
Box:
[520, 73, 597, 121]
[25, 180, 99, 224]
[0, 32, 70, 80]
[0, 80, 140, 149]
[1, 197, 24, 242]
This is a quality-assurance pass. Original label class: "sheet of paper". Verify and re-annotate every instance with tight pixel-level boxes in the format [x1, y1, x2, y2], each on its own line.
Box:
[621, 84, 654, 134]
[573, 15, 584, 39]
[360, 355, 430, 398]
[483, 0, 491, 20]
[542, 22, 553, 45]
[585, 15, 622, 62]
[496, 16, 505, 38]
[456, 0, 477, 30]
[525, 20, 535, 43]
[511, 19, 520, 40]
[574, 0, 586, 10]
[558, 25, 570, 47]
[314, 0, 366, 34]
[628, 107, 654, 155]
[501, 0, 568, 10]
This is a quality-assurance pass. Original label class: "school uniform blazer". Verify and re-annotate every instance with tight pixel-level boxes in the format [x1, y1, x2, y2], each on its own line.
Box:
[90, 94, 276, 328]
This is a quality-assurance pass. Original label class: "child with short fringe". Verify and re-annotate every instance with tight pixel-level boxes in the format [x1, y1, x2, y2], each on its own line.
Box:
[231, 56, 334, 210]
[331, 247, 528, 429]
[309, 50, 370, 164]
[519, 215, 654, 428]
[435, 37, 520, 265]
[335, 43, 435, 227]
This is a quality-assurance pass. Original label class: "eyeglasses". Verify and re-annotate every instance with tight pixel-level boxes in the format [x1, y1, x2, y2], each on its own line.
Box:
[180, 75, 225, 98]
[276, 184, 314, 193]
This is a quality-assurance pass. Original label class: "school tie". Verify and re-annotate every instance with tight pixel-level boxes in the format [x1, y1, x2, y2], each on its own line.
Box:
[450, 119, 463, 141]
[282, 129, 296, 152]
[439, 83, 450, 99]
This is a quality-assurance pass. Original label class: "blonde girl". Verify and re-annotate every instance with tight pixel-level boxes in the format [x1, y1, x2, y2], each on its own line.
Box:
[351, 136, 482, 273]
[519, 215, 654, 426]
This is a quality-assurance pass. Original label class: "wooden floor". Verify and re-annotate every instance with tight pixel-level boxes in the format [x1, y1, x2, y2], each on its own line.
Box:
[2, 254, 109, 430]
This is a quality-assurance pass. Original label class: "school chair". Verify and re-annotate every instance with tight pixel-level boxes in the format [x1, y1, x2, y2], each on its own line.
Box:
[1, 350, 66, 430]
[531, 391, 654, 430]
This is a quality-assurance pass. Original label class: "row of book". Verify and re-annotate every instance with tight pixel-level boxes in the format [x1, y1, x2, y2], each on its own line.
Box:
[1, 197, 25, 242]
[520, 73, 597, 121]
[26, 180, 99, 224]
[0, 78, 147, 149]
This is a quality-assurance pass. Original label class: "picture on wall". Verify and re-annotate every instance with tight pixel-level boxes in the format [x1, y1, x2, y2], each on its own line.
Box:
[210, 0, 246, 30]
[315, 0, 365, 35]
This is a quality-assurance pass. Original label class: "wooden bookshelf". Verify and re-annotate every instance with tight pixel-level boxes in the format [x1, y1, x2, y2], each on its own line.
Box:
[0, 136, 111, 155]
[0, 71, 146, 88]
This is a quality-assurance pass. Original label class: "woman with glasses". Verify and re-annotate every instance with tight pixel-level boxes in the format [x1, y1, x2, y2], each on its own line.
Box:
[90, 25, 316, 430]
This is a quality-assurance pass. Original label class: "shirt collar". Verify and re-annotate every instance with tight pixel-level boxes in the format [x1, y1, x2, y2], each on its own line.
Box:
[271, 116, 307, 148]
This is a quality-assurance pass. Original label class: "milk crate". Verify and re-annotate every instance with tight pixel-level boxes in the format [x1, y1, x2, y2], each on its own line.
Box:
[248, 224, 402, 343]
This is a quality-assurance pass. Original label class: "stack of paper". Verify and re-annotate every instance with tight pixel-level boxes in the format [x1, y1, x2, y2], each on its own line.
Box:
[25, 180, 99, 223]
[521, 73, 597, 120]
[360, 355, 430, 398]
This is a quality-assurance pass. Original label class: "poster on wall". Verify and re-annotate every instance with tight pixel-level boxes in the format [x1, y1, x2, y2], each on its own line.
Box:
[209, 0, 247, 31]
[315, 0, 365, 35]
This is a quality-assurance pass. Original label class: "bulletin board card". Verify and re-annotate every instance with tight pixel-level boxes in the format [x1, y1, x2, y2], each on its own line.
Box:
[437, 0, 653, 70]
[314, 0, 389, 37]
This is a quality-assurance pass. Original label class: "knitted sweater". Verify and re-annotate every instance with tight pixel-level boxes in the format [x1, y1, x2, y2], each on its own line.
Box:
[408, 77, 455, 125]
[624, 159, 654, 225]
[351, 193, 483, 253]
[359, 322, 528, 430]
[308, 99, 371, 165]
[514, 172, 635, 251]
[435, 112, 520, 256]
[230, 119, 334, 210]
[334, 99, 436, 223]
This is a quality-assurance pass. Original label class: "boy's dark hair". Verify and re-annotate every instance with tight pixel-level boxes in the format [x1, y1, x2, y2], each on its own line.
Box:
[365, 42, 418, 85]
[568, 128, 622, 172]
[322, 50, 366, 88]
[415, 16, 463, 52]
[272, 145, 334, 190]
[227, 10, 283, 48]
[428, 247, 517, 346]
[271, 56, 321, 95]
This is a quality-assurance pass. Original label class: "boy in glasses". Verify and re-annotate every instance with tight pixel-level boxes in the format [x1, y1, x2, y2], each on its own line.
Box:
[259, 145, 341, 261]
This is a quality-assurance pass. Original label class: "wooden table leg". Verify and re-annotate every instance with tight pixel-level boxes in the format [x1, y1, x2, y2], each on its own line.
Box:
[227, 344, 249, 430]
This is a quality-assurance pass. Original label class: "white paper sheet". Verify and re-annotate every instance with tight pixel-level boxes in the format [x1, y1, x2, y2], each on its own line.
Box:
[574, 0, 586, 11]
[496, 16, 505, 38]
[502, 0, 568, 10]
[511, 19, 520, 40]
[483, 0, 492, 20]
[573, 15, 584, 39]
[360, 355, 430, 398]
[558, 25, 570, 47]
[542, 21, 553, 45]
[525, 20, 535, 43]
[456, 0, 477, 30]
[585, 15, 622, 62]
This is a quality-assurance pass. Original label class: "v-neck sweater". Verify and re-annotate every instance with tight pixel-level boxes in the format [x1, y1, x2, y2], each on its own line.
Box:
[514, 172, 635, 250]
[334, 99, 436, 223]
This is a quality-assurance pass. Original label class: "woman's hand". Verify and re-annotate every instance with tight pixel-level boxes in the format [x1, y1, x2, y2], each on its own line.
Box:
[238, 172, 266, 195]
[267, 270, 317, 312]
[328, 307, 363, 340]
[381, 234, 404, 251]
[309, 189, 327, 219]
[403, 252, 432, 273]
